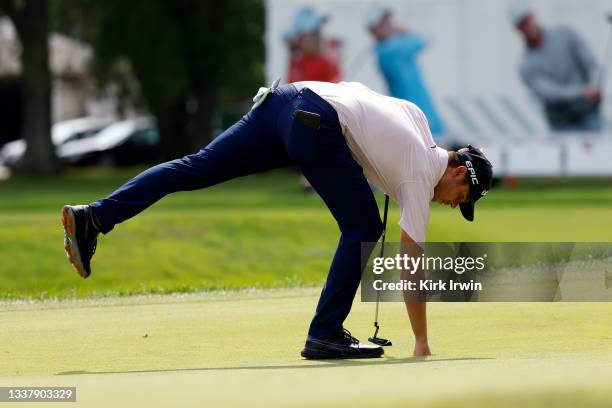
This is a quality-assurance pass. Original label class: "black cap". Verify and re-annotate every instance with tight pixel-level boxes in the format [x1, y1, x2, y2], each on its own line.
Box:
[456, 145, 493, 222]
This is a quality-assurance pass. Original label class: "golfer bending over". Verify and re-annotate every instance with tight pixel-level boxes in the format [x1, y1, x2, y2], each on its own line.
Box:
[62, 80, 492, 359]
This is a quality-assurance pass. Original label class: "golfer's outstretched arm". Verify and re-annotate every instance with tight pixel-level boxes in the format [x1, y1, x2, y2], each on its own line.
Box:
[400, 229, 432, 356]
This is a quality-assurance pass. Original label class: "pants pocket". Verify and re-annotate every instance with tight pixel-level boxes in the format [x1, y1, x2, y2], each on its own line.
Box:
[288, 109, 321, 164]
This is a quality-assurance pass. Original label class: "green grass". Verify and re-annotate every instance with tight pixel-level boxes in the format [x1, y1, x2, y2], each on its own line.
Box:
[2, 170, 612, 406]
[1, 167, 612, 299]
[1, 290, 612, 407]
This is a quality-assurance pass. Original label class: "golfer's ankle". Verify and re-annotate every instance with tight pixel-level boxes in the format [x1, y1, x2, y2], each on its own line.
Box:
[90, 211, 102, 231]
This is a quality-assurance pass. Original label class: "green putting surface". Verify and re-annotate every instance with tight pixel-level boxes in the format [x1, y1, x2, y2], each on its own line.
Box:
[1, 289, 612, 407]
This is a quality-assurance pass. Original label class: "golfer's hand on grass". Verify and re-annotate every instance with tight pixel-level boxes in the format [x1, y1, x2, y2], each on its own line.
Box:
[413, 340, 432, 356]
[400, 230, 432, 357]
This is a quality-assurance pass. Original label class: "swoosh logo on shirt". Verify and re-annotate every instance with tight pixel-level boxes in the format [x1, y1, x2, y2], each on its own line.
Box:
[430, 144, 437, 149]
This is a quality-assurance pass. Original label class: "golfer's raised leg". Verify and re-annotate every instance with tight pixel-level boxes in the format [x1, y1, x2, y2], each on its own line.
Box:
[62, 91, 292, 278]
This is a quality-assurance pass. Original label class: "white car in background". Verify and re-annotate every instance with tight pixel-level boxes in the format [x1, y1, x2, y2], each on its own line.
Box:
[57, 117, 159, 166]
[0, 117, 114, 166]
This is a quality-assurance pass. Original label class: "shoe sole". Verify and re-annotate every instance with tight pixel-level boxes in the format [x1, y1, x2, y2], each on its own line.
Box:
[61, 205, 89, 278]
[300, 347, 384, 360]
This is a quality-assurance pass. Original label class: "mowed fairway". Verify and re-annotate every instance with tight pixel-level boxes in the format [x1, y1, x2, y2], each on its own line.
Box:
[1, 168, 612, 299]
[1, 291, 612, 407]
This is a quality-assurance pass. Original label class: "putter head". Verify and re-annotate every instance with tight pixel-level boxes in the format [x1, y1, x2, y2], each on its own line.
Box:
[368, 336, 393, 347]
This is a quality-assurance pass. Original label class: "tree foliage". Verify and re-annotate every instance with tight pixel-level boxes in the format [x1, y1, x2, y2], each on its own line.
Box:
[52, 0, 265, 160]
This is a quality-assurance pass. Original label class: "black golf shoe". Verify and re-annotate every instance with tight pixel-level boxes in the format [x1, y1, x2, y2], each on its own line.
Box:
[61, 205, 99, 278]
[301, 328, 384, 360]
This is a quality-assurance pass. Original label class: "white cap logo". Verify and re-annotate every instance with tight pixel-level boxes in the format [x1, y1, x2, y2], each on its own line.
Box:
[465, 160, 479, 185]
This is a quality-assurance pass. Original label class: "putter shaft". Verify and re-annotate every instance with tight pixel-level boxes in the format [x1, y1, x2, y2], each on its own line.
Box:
[370, 194, 391, 346]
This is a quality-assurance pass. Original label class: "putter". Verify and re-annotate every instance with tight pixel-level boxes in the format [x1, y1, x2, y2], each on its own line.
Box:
[368, 194, 392, 347]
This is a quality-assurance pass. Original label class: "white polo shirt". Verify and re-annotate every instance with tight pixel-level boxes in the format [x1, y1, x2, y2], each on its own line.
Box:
[296, 81, 448, 243]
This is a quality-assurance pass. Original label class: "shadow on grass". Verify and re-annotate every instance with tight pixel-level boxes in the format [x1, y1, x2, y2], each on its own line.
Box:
[56, 357, 492, 376]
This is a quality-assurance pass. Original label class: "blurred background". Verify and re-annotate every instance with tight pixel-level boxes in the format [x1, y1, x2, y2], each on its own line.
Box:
[1, 0, 612, 298]
[270, 0, 612, 178]
[1, 0, 612, 176]
[0, 0, 264, 174]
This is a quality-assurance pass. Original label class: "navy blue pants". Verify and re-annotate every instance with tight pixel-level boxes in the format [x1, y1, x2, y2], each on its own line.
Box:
[90, 85, 383, 339]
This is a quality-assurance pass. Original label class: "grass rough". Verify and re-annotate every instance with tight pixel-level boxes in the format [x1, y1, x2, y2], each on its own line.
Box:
[1, 168, 612, 298]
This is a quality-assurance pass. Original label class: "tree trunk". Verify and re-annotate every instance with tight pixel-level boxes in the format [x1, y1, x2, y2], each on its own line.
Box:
[153, 100, 192, 162]
[11, 0, 57, 174]
[190, 85, 215, 152]
[187, 0, 225, 151]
